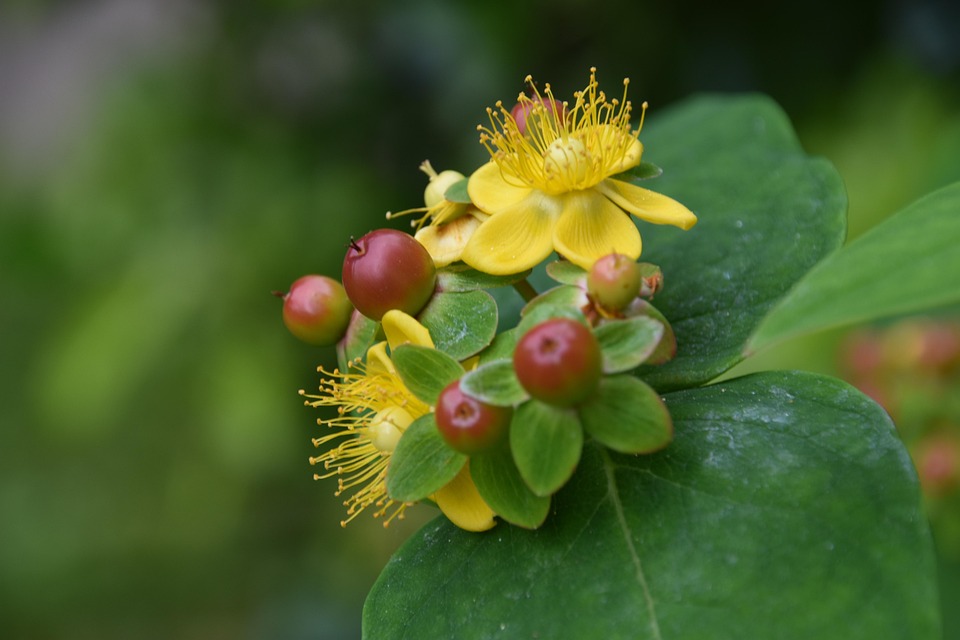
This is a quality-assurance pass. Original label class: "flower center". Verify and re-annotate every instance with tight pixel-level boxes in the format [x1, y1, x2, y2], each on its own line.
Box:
[477, 68, 646, 195]
[368, 406, 413, 452]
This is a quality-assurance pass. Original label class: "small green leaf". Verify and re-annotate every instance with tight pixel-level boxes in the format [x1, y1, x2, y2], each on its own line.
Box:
[442, 177, 471, 203]
[613, 160, 663, 182]
[386, 414, 465, 502]
[471, 443, 550, 529]
[477, 328, 519, 365]
[510, 400, 583, 496]
[517, 301, 587, 337]
[748, 181, 960, 354]
[595, 316, 665, 374]
[630, 300, 677, 365]
[521, 284, 588, 319]
[390, 344, 464, 405]
[436, 264, 532, 292]
[579, 374, 672, 453]
[335, 309, 380, 373]
[460, 359, 528, 406]
[545, 260, 587, 285]
[417, 290, 498, 360]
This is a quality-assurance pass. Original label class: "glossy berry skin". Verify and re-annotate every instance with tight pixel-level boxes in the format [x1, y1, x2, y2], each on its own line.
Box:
[510, 98, 565, 136]
[514, 318, 602, 407]
[282, 275, 353, 346]
[342, 229, 437, 321]
[435, 380, 512, 454]
[587, 253, 642, 311]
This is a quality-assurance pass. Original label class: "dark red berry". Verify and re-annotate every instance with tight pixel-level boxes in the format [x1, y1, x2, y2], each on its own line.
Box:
[510, 97, 565, 136]
[513, 318, 602, 407]
[435, 380, 512, 454]
[587, 253, 642, 311]
[342, 229, 437, 321]
[281, 275, 353, 346]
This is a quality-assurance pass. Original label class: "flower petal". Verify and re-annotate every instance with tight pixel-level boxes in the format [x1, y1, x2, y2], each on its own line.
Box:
[553, 190, 642, 270]
[382, 310, 434, 350]
[365, 341, 395, 377]
[467, 161, 532, 214]
[414, 213, 486, 268]
[597, 178, 698, 229]
[460, 191, 562, 275]
[433, 463, 497, 532]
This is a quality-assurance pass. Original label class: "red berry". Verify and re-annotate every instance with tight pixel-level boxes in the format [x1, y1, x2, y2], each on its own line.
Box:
[435, 380, 512, 454]
[513, 318, 602, 407]
[281, 275, 353, 346]
[342, 229, 437, 321]
[587, 253, 642, 311]
[510, 98, 565, 136]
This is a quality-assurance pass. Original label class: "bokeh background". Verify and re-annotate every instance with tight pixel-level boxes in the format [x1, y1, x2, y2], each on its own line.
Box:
[2, 0, 959, 638]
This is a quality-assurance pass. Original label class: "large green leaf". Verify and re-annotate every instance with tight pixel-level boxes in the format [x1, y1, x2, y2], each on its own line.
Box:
[747, 181, 960, 353]
[364, 372, 938, 639]
[633, 95, 847, 391]
[417, 290, 499, 360]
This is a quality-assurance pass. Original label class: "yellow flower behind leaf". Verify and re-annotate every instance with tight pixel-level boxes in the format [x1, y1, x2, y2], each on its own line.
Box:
[302, 310, 496, 530]
[461, 68, 698, 275]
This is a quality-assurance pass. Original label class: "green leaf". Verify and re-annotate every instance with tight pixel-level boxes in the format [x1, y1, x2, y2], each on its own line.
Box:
[390, 344, 464, 405]
[578, 374, 671, 453]
[545, 260, 587, 285]
[630, 95, 846, 391]
[510, 400, 583, 497]
[365, 372, 939, 638]
[517, 301, 587, 337]
[385, 414, 465, 502]
[417, 290, 498, 360]
[477, 327, 519, 365]
[613, 160, 663, 181]
[595, 316, 665, 374]
[628, 300, 677, 365]
[335, 309, 379, 373]
[747, 181, 960, 353]
[459, 359, 528, 406]
[521, 284, 588, 318]
[471, 444, 550, 529]
[436, 264, 532, 292]
[443, 177, 471, 203]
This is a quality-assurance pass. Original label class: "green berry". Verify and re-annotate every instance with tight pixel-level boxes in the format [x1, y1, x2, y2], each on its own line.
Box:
[587, 253, 642, 311]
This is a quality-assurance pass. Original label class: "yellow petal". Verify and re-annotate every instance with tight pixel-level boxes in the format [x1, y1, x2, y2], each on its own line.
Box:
[576, 125, 642, 175]
[467, 161, 532, 214]
[364, 341, 395, 377]
[597, 178, 698, 229]
[460, 191, 561, 275]
[553, 190, 642, 270]
[414, 214, 484, 268]
[382, 310, 434, 350]
[433, 463, 497, 532]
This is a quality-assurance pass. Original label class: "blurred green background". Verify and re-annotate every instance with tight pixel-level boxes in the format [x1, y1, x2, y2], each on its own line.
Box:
[2, 0, 959, 638]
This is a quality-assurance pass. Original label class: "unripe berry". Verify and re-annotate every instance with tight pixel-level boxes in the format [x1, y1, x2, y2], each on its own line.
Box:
[342, 229, 437, 321]
[587, 253, 642, 311]
[513, 318, 602, 407]
[281, 275, 353, 346]
[435, 380, 512, 454]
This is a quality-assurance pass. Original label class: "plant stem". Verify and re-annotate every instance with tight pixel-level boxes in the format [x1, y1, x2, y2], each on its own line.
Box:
[512, 278, 539, 303]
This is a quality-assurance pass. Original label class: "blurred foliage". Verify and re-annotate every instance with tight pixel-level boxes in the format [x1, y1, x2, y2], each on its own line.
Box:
[1, 0, 959, 637]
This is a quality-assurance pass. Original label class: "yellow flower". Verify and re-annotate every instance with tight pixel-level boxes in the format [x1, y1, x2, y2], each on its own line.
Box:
[387, 160, 490, 268]
[461, 68, 698, 275]
[302, 310, 496, 530]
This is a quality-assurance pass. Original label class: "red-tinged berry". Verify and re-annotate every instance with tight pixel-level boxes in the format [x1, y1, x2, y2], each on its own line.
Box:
[510, 97, 565, 137]
[513, 317, 602, 407]
[342, 229, 437, 321]
[435, 380, 512, 454]
[280, 275, 353, 346]
[587, 253, 642, 311]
